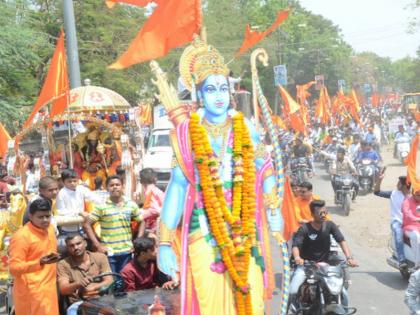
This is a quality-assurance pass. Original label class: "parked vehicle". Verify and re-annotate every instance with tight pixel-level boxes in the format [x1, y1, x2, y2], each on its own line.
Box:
[288, 261, 357, 315]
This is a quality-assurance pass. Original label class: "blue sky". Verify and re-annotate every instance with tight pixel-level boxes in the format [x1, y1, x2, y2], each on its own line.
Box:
[299, 0, 420, 60]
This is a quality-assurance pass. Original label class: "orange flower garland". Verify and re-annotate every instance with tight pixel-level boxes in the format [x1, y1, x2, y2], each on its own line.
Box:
[189, 112, 257, 315]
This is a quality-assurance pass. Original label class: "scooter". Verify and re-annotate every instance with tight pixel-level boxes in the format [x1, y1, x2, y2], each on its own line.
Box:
[386, 233, 416, 280]
[394, 136, 411, 164]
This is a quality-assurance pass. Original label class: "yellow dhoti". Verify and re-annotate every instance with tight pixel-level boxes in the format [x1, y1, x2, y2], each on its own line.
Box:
[188, 231, 264, 315]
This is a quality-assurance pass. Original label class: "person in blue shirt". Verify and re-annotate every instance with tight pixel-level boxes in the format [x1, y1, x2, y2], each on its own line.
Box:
[356, 141, 382, 163]
[364, 127, 377, 143]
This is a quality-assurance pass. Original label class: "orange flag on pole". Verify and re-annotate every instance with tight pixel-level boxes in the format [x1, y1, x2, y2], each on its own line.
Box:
[0, 123, 11, 159]
[105, 0, 153, 9]
[278, 85, 305, 133]
[281, 176, 301, 241]
[315, 86, 330, 125]
[235, 9, 290, 57]
[405, 134, 420, 192]
[24, 30, 69, 128]
[109, 0, 202, 69]
[371, 93, 380, 108]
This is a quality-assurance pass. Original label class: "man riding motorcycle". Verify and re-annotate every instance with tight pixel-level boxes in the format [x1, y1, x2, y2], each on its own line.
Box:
[320, 147, 359, 201]
[291, 136, 314, 174]
[289, 200, 358, 311]
[355, 141, 382, 170]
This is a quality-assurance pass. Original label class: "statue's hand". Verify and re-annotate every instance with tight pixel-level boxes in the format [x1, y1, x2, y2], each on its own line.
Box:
[158, 244, 179, 280]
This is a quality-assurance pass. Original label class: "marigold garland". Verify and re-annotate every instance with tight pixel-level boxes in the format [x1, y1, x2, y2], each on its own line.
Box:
[189, 112, 257, 315]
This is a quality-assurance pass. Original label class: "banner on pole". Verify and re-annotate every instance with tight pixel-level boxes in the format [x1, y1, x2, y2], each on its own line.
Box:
[315, 75, 324, 90]
[274, 65, 287, 86]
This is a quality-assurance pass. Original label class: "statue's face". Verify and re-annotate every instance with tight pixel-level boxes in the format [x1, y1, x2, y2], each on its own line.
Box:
[200, 74, 230, 118]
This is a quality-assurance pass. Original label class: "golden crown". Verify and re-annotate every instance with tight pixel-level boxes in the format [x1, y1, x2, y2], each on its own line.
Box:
[179, 34, 229, 91]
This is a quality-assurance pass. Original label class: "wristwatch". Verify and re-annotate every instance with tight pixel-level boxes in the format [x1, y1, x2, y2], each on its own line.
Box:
[346, 255, 354, 261]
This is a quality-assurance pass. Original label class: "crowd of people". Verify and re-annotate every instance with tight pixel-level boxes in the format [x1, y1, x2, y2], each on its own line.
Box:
[4, 167, 171, 315]
[1, 97, 419, 315]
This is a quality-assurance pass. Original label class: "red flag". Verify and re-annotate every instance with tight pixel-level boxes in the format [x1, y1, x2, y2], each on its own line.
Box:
[105, 0, 153, 9]
[281, 176, 301, 241]
[24, 31, 69, 128]
[235, 9, 290, 57]
[405, 134, 420, 192]
[109, 0, 202, 69]
[0, 123, 11, 159]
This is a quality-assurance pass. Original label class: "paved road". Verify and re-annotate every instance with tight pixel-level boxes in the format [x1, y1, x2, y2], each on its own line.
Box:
[310, 145, 409, 315]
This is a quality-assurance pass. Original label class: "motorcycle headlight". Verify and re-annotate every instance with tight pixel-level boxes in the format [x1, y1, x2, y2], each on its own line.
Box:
[342, 179, 352, 185]
[324, 276, 344, 295]
[366, 168, 373, 176]
[401, 152, 408, 158]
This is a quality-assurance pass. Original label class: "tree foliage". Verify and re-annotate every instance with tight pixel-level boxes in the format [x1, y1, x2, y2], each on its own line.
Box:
[1, 0, 419, 135]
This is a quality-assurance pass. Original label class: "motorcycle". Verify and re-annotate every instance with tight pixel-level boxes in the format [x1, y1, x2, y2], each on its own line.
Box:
[288, 261, 357, 315]
[356, 159, 376, 194]
[333, 175, 356, 216]
[386, 233, 416, 280]
[394, 136, 411, 164]
[290, 157, 311, 184]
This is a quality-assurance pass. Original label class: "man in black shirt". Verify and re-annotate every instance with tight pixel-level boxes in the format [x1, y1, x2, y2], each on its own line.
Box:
[290, 200, 358, 305]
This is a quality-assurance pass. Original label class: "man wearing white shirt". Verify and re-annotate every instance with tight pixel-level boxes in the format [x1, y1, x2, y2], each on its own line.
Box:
[56, 169, 100, 234]
[374, 171, 411, 267]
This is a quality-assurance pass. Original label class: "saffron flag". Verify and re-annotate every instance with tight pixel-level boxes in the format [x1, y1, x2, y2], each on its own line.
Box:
[371, 93, 380, 108]
[405, 134, 420, 192]
[24, 31, 69, 128]
[105, 0, 153, 9]
[235, 9, 290, 57]
[281, 176, 301, 241]
[350, 89, 361, 112]
[315, 86, 330, 125]
[109, 0, 202, 69]
[278, 85, 305, 133]
[0, 123, 11, 159]
[296, 81, 315, 106]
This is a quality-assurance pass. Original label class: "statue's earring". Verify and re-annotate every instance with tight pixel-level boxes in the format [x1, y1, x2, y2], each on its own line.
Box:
[199, 98, 204, 107]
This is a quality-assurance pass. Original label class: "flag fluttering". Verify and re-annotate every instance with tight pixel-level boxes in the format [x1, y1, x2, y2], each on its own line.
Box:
[371, 93, 380, 108]
[281, 176, 300, 241]
[105, 0, 153, 9]
[296, 81, 315, 106]
[315, 86, 330, 125]
[235, 9, 290, 57]
[405, 134, 420, 192]
[278, 85, 305, 133]
[0, 123, 11, 159]
[109, 0, 202, 69]
[24, 30, 69, 128]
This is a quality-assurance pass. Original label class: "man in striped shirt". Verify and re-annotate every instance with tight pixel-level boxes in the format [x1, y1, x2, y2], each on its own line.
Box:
[84, 175, 142, 273]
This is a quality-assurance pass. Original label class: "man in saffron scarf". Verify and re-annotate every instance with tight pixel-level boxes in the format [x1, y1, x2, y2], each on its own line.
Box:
[157, 37, 282, 315]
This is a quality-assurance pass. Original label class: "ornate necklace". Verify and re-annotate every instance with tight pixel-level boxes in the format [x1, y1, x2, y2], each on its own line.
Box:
[202, 117, 231, 164]
[202, 117, 231, 139]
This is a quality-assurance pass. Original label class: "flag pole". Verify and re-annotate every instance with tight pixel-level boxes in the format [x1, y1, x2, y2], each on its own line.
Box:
[66, 91, 73, 169]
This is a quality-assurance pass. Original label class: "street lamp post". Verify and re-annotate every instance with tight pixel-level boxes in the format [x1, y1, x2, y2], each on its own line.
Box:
[63, 0, 81, 88]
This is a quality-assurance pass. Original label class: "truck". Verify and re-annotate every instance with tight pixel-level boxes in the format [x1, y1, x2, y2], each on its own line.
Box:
[143, 104, 174, 190]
